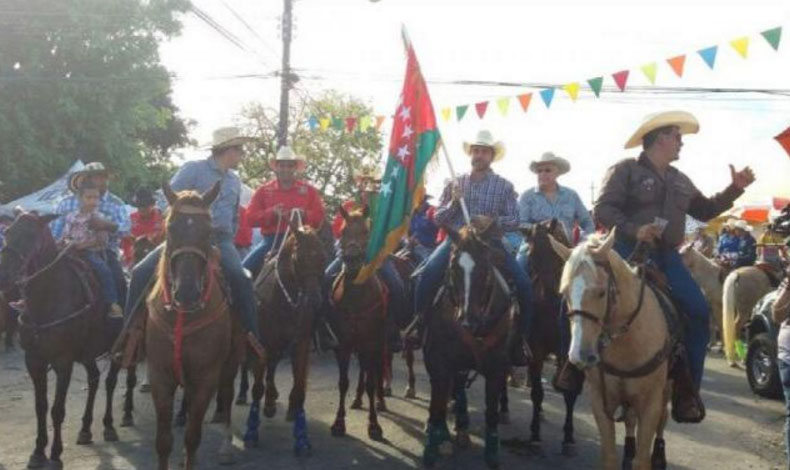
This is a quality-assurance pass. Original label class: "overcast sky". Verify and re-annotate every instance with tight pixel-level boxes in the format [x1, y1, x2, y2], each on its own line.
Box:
[160, 0, 790, 206]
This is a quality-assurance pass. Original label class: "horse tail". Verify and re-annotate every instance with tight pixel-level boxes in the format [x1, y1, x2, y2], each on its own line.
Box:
[721, 271, 740, 365]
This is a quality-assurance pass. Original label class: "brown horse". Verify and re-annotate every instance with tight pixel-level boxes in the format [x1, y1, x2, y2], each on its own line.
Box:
[0, 212, 122, 469]
[422, 218, 513, 469]
[243, 221, 327, 455]
[146, 182, 242, 470]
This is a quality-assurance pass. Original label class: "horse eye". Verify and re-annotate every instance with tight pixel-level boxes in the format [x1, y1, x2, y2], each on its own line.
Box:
[597, 290, 606, 299]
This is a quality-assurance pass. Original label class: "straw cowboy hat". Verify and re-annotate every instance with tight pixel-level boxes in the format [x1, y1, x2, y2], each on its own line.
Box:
[269, 146, 306, 172]
[624, 110, 700, 149]
[208, 126, 256, 151]
[463, 129, 505, 162]
[732, 220, 753, 232]
[529, 152, 570, 175]
[68, 161, 109, 193]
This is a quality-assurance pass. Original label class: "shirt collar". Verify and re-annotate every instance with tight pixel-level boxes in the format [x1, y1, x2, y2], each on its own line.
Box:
[208, 156, 226, 174]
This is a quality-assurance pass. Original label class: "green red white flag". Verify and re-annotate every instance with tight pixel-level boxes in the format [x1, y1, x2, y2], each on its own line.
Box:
[356, 28, 440, 283]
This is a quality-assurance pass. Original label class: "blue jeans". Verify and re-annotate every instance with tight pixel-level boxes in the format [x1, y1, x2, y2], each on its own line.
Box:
[242, 234, 281, 277]
[780, 359, 790, 470]
[86, 251, 118, 305]
[614, 240, 710, 389]
[414, 238, 534, 333]
[123, 238, 260, 339]
[105, 249, 127, 307]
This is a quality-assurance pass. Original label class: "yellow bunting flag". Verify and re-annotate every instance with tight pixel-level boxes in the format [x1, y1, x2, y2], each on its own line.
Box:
[730, 36, 749, 58]
[563, 82, 580, 102]
[641, 62, 657, 84]
[319, 117, 331, 131]
[441, 107, 452, 122]
[359, 115, 371, 132]
[666, 55, 686, 77]
[496, 97, 510, 116]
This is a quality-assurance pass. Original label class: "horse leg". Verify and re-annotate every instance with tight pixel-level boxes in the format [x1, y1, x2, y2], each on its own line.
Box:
[634, 388, 664, 470]
[382, 351, 393, 397]
[484, 366, 506, 469]
[243, 358, 265, 448]
[263, 356, 279, 418]
[351, 357, 365, 410]
[589, 384, 618, 470]
[216, 350, 241, 465]
[528, 361, 545, 455]
[289, 341, 312, 456]
[183, 379, 219, 470]
[49, 358, 74, 467]
[622, 407, 637, 470]
[76, 360, 100, 445]
[650, 404, 669, 470]
[376, 351, 388, 412]
[365, 352, 384, 441]
[102, 359, 120, 441]
[453, 373, 471, 449]
[236, 357, 249, 405]
[25, 354, 49, 469]
[404, 347, 417, 399]
[561, 385, 582, 457]
[331, 348, 352, 437]
[122, 364, 137, 427]
[499, 381, 510, 425]
[423, 367, 452, 468]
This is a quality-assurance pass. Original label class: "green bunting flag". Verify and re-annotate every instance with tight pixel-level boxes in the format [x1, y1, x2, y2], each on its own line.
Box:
[587, 77, 603, 97]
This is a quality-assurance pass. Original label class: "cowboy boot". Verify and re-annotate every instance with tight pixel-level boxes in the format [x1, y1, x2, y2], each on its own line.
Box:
[403, 311, 425, 348]
[552, 359, 585, 394]
[670, 345, 706, 423]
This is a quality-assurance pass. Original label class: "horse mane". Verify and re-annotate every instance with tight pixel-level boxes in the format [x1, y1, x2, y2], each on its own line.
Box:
[559, 233, 636, 294]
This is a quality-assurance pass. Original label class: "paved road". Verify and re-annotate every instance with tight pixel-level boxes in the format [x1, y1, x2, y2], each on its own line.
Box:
[0, 345, 786, 469]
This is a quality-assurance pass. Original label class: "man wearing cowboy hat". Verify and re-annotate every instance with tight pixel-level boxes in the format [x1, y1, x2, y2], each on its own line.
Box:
[121, 187, 165, 267]
[120, 126, 264, 351]
[242, 146, 325, 277]
[411, 129, 534, 364]
[51, 161, 130, 305]
[330, 166, 381, 239]
[732, 219, 757, 268]
[593, 110, 755, 422]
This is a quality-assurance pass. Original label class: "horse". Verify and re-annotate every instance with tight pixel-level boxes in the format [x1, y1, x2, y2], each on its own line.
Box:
[145, 182, 242, 470]
[520, 218, 584, 456]
[243, 220, 327, 456]
[679, 245, 724, 347]
[721, 265, 777, 366]
[422, 217, 514, 469]
[0, 212, 123, 469]
[549, 228, 674, 470]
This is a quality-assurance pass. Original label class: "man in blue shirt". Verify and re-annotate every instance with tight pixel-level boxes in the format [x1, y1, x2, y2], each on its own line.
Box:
[732, 220, 757, 267]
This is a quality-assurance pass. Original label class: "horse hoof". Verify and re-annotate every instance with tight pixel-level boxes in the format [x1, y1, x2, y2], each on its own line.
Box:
[138, 383, 151, 393]
[120, 414, 134, 427]
[376, 400, 388, 412]
[76, 430, 93, 445]
[527, 440, 544, 457]
[294, 441, 313, 458]
[368, 423, 384, 441]
[383, 387, 392, 397]
[235, 395, 248, 406]
[455, 430, 471, 449]
[211, 411, 227, 424]
[104, 427, 119, 442]
[350, 398, 363, 410]
[243, 432, 259, 449]
[263, 403, 277, 419]
[48, 459, 63, 470]
[404, 387, 416, 399]
[499, 412, 510, 425]
[561, 442, 577, 457]
[330, 420, 346, 437]
[26, 453, 48, 469]
[286, 408, 296, 423]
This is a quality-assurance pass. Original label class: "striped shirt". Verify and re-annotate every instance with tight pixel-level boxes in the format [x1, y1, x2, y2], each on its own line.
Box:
[518, 185, 595, 240]
[51, 191, 130, 251]
[434, 170, 518, 231]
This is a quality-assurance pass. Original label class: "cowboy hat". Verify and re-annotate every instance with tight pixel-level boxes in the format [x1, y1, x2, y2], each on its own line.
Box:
[209, 126, 256, 151]
[463, 129, 505, 162]
[353, 166, 382, 183]
[68, 162, 109, 193]
[268, 146, 306, 172]
[732, 220, 753, 232]
[132, 187, 156, 208]
[624, 110, 700, 149]
[529, 152, 570, 175]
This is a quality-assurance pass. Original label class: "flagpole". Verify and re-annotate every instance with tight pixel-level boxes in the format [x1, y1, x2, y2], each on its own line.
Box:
[439, 140, 471, 226]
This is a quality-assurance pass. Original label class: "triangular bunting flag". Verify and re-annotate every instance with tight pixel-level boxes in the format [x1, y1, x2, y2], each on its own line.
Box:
[345, 117, 357, 132]
[375, 115, 386, 130]
[319, 117, 331, 131]
[640, 63, 657, 84]
[667, 55, 686, 77]
[475, 101, 489, 119]
[612, 70, 629, 92]
[307, 115, 319, 130]
[331, 117, 344, 131]
[496, 97, 510, 116]
[761, 27, 782, 51]
[359, 115, 371, 132]
[563, 82, 580, 102]
[775, 125, 790, 158]
[697, 46, 718, 69]
[516, 93, 532, 112]
[587, 77, 603, 97]
[539, 88, 555, 108]
[441, 107, 452, 122]
[730, 36, 749, 58]
[456, 105, 469, 121]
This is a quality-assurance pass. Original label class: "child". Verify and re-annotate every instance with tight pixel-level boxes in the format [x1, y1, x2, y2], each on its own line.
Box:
[62, 180, 122, 318]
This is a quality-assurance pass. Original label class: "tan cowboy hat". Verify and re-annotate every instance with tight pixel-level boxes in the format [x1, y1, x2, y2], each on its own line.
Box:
[463, 129, 505, 162]
[209, 126, 256, 151]
[624, 110, 700, 149]
[268, 146, 306, 172]
[529, 152, 570, 175]
[68, 162, 109, 193]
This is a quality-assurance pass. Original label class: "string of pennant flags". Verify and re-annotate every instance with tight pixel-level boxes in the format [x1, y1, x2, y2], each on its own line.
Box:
[305, 25, 783, 133]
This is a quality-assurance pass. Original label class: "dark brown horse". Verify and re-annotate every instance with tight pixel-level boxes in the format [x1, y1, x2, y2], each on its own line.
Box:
[243, 221, 327, 455]
[146, 182, 242, 470]
[0, 212, 122, 469]
[422, 218, 514, 469]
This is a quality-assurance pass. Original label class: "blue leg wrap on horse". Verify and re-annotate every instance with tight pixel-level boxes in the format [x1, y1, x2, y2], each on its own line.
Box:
[292, 408, 311, 452]
[244, 401, 260, 444]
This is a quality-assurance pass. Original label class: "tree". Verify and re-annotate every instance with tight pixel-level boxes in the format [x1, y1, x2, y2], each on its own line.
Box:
[0, 0, 192, 202]
[237, 90, 383, 210]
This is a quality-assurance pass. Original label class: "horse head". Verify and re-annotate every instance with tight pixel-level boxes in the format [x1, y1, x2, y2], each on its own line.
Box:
[337, 205, 369, 274]
[282, 219, 327, 310]
[0, 211, 59, 290]
[160, 181, 219, 312]
[525, 218, 570, 296]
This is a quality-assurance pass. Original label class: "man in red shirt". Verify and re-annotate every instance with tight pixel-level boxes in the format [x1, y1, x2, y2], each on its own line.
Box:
[234, 205, 253, 260]
[121, 187, 164, 267]
[243, 146, 325, 277]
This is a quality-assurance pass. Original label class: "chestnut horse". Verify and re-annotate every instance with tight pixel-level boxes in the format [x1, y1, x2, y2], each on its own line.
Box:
[146, 183, 242, 470]
[243, 220, 327, 456]
[0, 212, 122, 469]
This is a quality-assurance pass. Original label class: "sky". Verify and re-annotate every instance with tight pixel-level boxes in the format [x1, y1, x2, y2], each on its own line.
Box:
[159, 0, 790, 207]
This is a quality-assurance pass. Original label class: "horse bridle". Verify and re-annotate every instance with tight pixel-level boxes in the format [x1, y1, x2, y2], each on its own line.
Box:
[162, 205, 215, 313]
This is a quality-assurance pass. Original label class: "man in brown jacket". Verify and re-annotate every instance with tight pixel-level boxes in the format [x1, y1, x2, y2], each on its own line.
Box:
[592, 110, 755, 422]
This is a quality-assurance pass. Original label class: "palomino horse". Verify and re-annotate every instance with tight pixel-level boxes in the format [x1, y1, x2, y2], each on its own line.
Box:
[146, 182, 242, 470]
[679, 245, 725, 347]
[722, 265, 777, 366]
[422, 218, 513, 469]
[0, 212, 123, 469]
[328, 206, 389, 440]
[549, 229, 675, 470]
[243, 220, 327, 455]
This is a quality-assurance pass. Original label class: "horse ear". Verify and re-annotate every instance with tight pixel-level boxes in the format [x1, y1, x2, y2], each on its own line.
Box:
[163, 180, 178, 206]
[338, 205, 350, 221]
[289, 218, 301, 235]
[679, 243, 691, 255]
[201, 181, 221, 206]
[548, 233, 571, 261]
[549, 218, 558, 233]
[444, 225, 462, 246]
[39, 213, 60, 226]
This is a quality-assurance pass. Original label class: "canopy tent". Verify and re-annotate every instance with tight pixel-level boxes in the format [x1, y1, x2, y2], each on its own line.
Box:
[0, 160, 85, 217]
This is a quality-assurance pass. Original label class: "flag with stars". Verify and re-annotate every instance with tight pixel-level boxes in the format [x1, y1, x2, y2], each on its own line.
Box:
[356, 28, 440, 282]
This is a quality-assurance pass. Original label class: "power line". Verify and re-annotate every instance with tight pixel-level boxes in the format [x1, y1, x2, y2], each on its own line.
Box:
[218, 0, 280, 63]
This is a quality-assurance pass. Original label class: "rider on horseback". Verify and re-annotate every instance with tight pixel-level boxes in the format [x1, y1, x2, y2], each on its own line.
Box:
[589, 110, 755, 422]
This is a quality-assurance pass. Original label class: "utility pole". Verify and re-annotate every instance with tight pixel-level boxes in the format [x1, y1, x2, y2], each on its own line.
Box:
[277, 0, 294, 148]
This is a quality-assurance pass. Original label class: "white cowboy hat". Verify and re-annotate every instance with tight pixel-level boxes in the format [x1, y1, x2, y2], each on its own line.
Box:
[624, 110, 700, 149]
[68, 161, 109, 193]
[529, 152, 570, 176]
[463, 129, 505, 162]
[733, 220, 753, 232]
[208, 126, 256, 151]
[269, 146, 307, 172]
[353, 166, 382, 183]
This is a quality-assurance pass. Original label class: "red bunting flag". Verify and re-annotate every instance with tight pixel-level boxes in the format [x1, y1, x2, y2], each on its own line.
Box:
[475, 101, 489, 119]
[612, 70, 629, 91]
[774, 125, 790, 158]
[345, 117, 357, 132]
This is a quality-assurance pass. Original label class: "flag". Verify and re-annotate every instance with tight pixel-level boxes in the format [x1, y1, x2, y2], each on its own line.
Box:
[774, 125, 790, 158]
[356, 27, 440, 283]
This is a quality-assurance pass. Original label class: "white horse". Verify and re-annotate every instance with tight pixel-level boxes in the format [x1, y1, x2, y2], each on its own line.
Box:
[679, 245, 724, 347]
[721, 267, 774, 366]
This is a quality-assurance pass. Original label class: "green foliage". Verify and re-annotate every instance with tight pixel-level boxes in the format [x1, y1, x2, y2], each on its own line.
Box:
[237, 90, 384, 211]
[0, 0, 192, 202]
